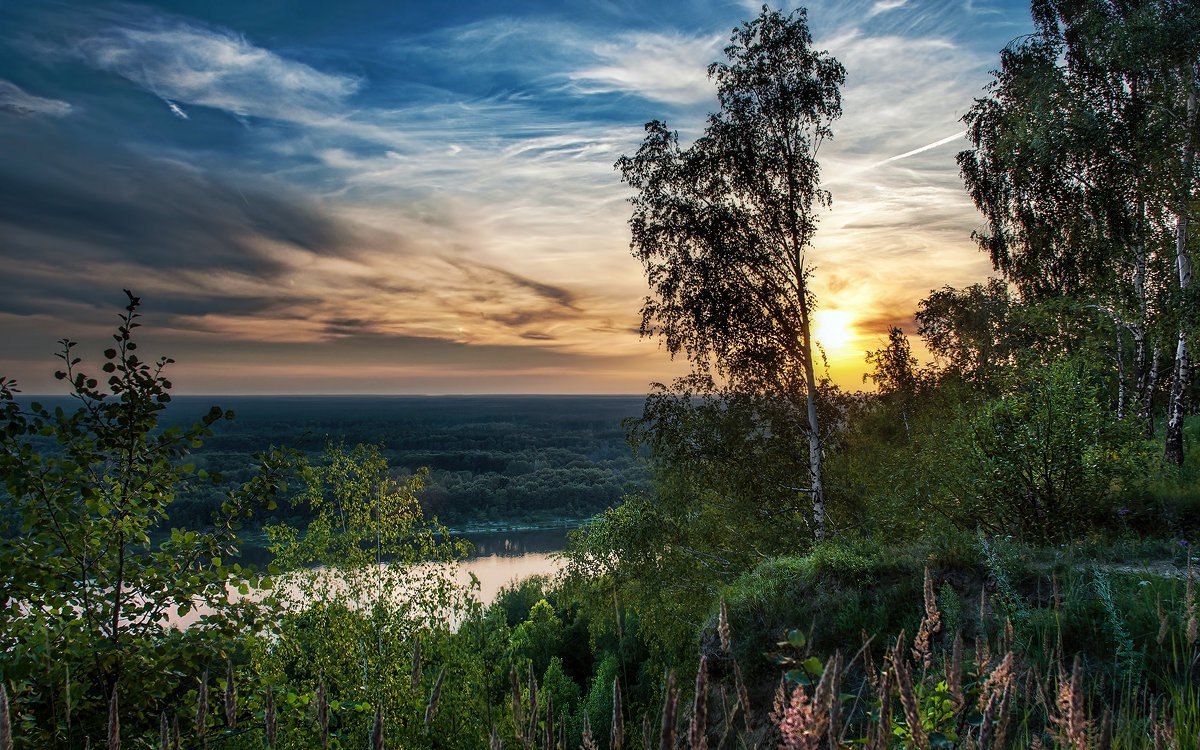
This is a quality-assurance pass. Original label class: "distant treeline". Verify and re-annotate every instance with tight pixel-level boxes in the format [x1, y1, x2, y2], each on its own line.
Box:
[28, 394, 650, 529]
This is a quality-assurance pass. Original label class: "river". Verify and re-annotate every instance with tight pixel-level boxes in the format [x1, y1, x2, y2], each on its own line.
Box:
[453, 526, 570, 604]
[169, 525, 571, 628]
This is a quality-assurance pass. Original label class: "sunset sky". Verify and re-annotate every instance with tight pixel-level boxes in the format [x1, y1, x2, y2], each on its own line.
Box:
[0, 0, 1031, 394]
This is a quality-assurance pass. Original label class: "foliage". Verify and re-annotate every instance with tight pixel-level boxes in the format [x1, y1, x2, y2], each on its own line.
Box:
[965, 359, 1147, 540]
[617, 6, 845, 537]
[957, 0, 1200, 461]
[156, 394, 649, 532]
[258, 442, 474, 748]
[0, 292, 293, 747]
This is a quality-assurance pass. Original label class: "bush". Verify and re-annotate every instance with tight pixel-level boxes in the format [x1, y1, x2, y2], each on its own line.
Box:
[967, 359, 1145, 541]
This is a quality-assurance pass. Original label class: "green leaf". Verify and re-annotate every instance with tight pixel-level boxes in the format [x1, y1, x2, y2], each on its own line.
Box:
[802, 656, 823, 675]
[787, 628, 807, 649]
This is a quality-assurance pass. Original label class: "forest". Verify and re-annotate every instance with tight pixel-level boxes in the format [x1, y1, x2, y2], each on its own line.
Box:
[2, 0, 1200, 748]
[134, 394, 649, 531]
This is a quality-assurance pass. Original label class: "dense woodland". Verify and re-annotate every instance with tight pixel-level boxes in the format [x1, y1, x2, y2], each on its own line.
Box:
[3, 1, 1200, 748]
[133, 395, 648, 530]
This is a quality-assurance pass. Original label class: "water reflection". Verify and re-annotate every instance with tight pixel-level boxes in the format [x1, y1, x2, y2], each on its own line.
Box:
[459, 527, 571, 558]
[453, 527, 571, 604]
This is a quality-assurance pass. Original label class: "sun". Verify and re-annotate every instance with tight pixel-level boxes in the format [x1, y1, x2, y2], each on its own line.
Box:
[812, 309, 856, 352]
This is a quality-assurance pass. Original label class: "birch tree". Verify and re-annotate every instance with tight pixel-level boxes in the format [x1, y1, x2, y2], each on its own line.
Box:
[616, 7, 844, 538]
[958, 0, 1200, 461]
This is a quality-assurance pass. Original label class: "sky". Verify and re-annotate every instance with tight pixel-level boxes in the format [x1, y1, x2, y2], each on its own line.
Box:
[0, 0, 1032, 395]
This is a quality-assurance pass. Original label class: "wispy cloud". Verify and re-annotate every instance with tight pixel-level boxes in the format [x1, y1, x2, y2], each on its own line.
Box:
[868, 0, 910, 17]
[0, 79, 71, 117]
[70, 17, 359, 122]
[0, 0, 1031, 391]
[568, 32, 723, 105]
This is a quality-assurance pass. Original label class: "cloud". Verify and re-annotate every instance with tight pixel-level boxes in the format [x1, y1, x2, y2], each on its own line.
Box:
[69, 15, 359, 122]
[0, 79, 71, 117]
[568, 32, 723, 105]
[868, 0, 909, 17]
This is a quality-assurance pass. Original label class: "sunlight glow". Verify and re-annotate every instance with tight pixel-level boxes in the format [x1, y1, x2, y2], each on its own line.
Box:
[812, 309, 857, 353]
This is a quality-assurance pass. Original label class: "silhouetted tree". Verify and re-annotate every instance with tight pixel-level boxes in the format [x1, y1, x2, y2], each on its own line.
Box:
[616, 6, 844, 538]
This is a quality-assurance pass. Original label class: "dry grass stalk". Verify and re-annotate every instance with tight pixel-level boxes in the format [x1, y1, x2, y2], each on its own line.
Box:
[862, 630, 878, 691]
[874, 667, 892, 750]
[1151, 705, 1174, 750]
[913, 568, 942, 670]
[1186, 556, 1198, 647]
[160, 712, 169, 750]
[543, 692, 554, 750]
[172, 714, 181, 750]
[947, 631, 964, 710]
[642, 715, 652, 750]
[510, 667, 525, 745]
[582, 715, 599, 750]
[528, 663, 539, 745]
[411, 636, 422, 692]
[1052, 655, 1090, 749]
[732, 659, 753, 732]
[689, 656, 709, 750]
[612, 675, 625, 750]
[822, 652, 843, 747]
[977, 652, 1014, 750]
[891, 631, 928, 750]
[197, 670, 209, 748]
[659, 670, 678, 750]
[224, 661, 237, 729]
[1, 682, 12, 750]
[316, 679, 329, 749]
[1156, 594, 1170, 646]
[371, 704, 384, 750]
[425, 665, 447, 730]
[719, 598, 732, 656]
[771, 675, 787, 729]
[265, 687, 278, 749]
[1097, 707, 1112, 750]
[976, 590, 991, 673]
[107, 686, 120, 750]
[1002, 618, 1014, 655]
[491, 723, 503, 750]
[1052, 572, 1061, 611]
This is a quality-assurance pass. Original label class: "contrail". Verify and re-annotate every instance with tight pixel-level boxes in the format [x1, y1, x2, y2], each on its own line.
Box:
[871, 131, 965, 168]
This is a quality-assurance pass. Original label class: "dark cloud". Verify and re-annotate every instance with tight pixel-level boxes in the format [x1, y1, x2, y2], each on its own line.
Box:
[474, 263, 578, 309]
[0, 122, 357, 317]
[855, 311, 920, 337]
[0, 79, 72, 117]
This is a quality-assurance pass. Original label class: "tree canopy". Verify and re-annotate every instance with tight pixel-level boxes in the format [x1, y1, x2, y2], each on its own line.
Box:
[616, 6, 844, 538]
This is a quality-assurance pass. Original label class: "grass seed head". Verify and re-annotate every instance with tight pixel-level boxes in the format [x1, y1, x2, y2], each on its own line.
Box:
[913, 568, 943, 670]
[689, 656, 709, 750]
[659, 671, 677, 750]
[718, 598, 732, 656]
